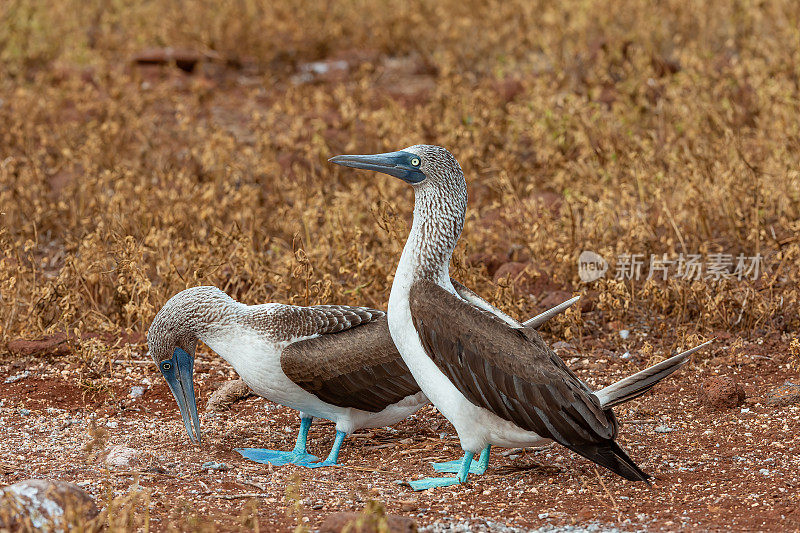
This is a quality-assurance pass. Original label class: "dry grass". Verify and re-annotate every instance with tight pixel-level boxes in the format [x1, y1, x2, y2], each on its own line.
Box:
[1, 0, 799, 352]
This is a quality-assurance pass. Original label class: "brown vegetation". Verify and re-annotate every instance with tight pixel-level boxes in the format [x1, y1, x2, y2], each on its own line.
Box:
[1, 0, 799, 530]
[2, 0, 798, 346]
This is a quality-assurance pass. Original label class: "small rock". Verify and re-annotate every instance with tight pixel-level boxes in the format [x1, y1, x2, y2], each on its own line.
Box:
[6, 334, 71, 357]
[18, 408, 31, 416]
[538, 290, 573, 314]
[0, 479, 98, 530]
[291, 59, 350, 84]
[654, 425, 675, 433]
[699, 376, 746, 408]
[129, 386, 146, 399]
[765, 381, 800, 407]
[104, 445, 138, 468]
[4, 371, 30, 384]
[200, 461, 232, 471]
[493, 262, 529, 283]
[206, 379, 255, 412]
[133, 47, 202, 73]
[619, 329, 630, 340]
[551, 341, 576, 354]
[319, 510, 416, 533]
[399, 500, 417, 512]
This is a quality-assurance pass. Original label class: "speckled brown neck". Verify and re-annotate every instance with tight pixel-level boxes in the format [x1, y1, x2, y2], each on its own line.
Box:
[406, 163, 467, 282]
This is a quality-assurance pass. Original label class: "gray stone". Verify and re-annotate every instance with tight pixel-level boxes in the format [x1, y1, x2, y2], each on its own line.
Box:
[104, 445, 138, 467]
[0, 479, 98, 531]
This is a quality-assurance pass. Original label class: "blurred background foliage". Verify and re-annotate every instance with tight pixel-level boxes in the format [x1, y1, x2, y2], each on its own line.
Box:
[1, 0, 798, 348]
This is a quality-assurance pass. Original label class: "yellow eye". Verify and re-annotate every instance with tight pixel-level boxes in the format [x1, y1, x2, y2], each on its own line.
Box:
[162, 362, 171, 370]
[411, 157, 420, 167]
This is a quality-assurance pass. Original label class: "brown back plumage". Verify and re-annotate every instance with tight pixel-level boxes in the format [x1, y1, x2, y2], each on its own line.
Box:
[280, 316, 421, 413]
[409, 279, 650, 482]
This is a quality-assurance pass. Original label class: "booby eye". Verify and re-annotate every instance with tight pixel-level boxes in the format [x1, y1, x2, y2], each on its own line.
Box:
[410, 157, 420, 167]
[162, 362, 171, 370]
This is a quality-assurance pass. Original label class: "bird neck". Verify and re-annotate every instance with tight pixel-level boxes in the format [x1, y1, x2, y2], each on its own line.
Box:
[397, 181, 467, 287]
[193, 301, 297, 378]
[151, 287, 246, 360]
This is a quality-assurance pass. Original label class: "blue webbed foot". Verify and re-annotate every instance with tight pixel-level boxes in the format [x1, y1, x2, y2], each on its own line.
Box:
[409, 476, 462, 490]
[408, 451, 476, 490]
[431, 458, 485, 474]
[432, 446, 490, 475]
[303, 430, 347, 468]
[303, 458, 339, 469]
[235, 448, 319, 466]
[302, 430, 347, 469]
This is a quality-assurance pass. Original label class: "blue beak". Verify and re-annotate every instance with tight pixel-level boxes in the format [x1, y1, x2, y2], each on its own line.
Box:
[328, 150, 425, 184]
[159, 347, 202, 445]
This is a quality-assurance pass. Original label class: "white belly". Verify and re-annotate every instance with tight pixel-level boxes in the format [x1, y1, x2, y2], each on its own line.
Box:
[204, 327, 426, 434]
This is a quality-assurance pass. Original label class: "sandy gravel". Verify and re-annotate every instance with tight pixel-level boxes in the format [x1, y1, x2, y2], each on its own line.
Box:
[1, 332, 798, 531]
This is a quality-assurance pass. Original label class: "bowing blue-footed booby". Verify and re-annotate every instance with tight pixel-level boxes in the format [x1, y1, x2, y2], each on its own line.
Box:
[330, 145, 712, 489]
[147, 286, 425, 468]
[147, 285, 577, 469]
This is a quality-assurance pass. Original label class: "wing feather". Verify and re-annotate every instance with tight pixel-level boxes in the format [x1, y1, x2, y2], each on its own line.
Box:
[280, 316, 423, 413]
[409, 280, 649, 482]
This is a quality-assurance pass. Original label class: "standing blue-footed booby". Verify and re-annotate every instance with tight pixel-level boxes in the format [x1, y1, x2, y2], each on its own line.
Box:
[147, 285, 578, 469]
[330, 145, 712, 488]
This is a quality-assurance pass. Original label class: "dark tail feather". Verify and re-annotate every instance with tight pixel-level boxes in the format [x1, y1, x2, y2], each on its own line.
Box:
[595, 339, 714, 409]
[569, 441, 651, 483]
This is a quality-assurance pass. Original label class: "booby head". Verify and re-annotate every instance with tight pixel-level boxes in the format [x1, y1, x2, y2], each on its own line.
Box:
[147, 289, 211, 446]
[329, 145, 464, 190]
[330, 145, 467, 281]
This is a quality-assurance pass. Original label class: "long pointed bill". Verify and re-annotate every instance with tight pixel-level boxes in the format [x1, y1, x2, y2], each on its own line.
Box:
[160, 347, 202, 445]
[328, 151, 425, 184]
[523, 296, 581, 328]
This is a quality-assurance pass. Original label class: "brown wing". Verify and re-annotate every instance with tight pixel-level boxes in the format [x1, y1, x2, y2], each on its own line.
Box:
[410, 279, 649, 482]
[280, 316, 422, 413]
[305, 305, 385, 334]
[247, 304, 385, 341]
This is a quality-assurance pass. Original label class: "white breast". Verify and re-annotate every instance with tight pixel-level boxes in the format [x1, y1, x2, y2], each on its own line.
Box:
[201, 324, 426, 434]
[387, 261, 549, 451]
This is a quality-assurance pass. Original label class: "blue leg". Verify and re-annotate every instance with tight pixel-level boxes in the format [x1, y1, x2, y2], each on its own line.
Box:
[235, 417, 320, 466]
[432, 445, 491, 474]
[409, 451, 474, 491]
[305, 430, 346, 469]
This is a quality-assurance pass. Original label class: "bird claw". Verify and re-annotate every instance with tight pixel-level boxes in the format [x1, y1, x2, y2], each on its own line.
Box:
[234, 448, 319, 466]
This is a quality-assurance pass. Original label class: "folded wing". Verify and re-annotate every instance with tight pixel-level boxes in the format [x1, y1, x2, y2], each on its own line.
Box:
[410, 279, 649, 482]
[281, 316, 421, 413]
